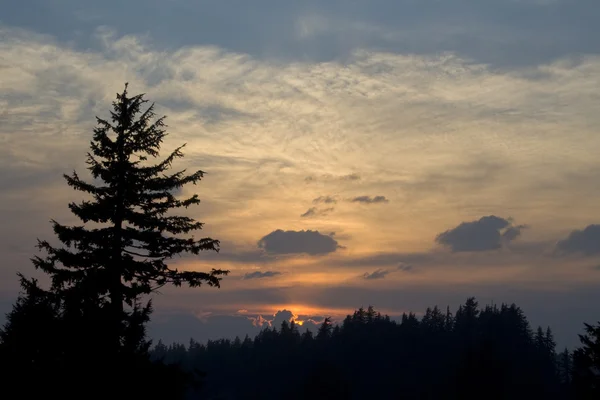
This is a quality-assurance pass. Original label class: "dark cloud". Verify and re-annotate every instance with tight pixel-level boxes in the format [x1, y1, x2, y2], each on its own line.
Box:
[350, 195, 389, 204]
[272, 310, 295, 329]
[3, 0, 600, 72]
[363, 264, 414, 279]
[300, 207, 334, 218]
[243, 271, 282, 280]
[555, 224, 600, 256]
[299, 319, 322, 333]
[298, 314, 326, 322]
[362, 268, 391, 280]
[341, 173, 361, 181]
[304, 174, 360, 183]
[148, 312, 262, 346]
[313, 196, 337, 204]
[397, 263, 413, 272]
[300, 207, 318, 218]
[435, 215, 526, 252]
[247, 314, 270, 328]
[257, 229, 341, 255]
[159, 287, 291, 308]
[502, 225, 526, 242]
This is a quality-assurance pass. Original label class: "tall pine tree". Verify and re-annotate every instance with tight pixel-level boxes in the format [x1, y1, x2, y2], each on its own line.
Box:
[31, 83, 228, 352]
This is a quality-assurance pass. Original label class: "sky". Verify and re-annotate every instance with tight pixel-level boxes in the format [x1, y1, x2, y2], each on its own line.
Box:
[1, 0, 600, 349]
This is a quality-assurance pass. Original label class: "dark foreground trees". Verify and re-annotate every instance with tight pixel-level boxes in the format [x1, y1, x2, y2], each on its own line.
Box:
[0, 84, 227, 398]
[152, 299, 574, 400]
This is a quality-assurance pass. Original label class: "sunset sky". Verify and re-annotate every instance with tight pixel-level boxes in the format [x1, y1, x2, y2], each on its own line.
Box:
[1, 0, 600, 348]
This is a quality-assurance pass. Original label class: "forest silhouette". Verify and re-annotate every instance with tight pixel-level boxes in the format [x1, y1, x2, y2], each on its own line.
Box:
[0, 85, 599, 399]
[150, 301, 598, 400]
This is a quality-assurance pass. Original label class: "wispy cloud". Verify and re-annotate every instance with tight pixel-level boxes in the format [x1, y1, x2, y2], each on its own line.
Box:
[304, 173, 361, 183]
[243, 271, 282, 280]
[398, 263, 413, 272]
[300, 207, 334, 218]
[313, 196, 337, 204]
[362, 268, 392, 280]
[350, 195, 389, 204]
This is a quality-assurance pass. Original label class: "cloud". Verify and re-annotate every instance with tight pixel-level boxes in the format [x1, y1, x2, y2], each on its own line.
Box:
[362, 263, 413, 280]
[362, 268, 391, 280]
[148, 312, 264, 345]
[350, 195, 389, 204]
[7, 0, 600, 71]
[300, 208, 318, 217]
[304, 173, 361, 183]
[248, 315, 270, 328]
[341, 173, 361, 181]
[555, 224, 600, 256]
[298, 319, 322, 333]
[243, 271, 282, 280]
[502, 225, 526, 242]
[146, 308, 330, 345]
[300, 207, 334, 218]
[272, 309, 296, 329]
[435, 216, 526, 252]
[313, 196, 337, 204]
[257, 229, 341, 255]
[398, 263, 413, 272]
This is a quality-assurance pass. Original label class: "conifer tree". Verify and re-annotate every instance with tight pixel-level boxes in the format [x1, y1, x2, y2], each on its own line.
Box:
[317, 317, 333, 340]
[0, 274, 61, 370]
[31, 83, 228, 351]
[573, 321, 600, 397]
[444, 305, 454, 332]
[545, 326, 556, 355]
[558, 347, 572, 385]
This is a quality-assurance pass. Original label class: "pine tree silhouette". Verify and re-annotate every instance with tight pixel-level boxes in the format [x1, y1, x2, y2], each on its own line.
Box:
[31, 83, 228, 353]
[0, 84, 228, 398]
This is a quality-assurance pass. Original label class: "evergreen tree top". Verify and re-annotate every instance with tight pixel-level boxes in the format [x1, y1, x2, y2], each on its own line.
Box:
[32, 83, 228, 308]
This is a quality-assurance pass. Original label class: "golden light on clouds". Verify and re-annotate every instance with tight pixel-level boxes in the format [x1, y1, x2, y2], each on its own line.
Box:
[2, 23, 600, 334]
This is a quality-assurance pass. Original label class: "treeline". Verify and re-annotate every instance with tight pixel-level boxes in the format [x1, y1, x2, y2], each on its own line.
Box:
[152, 298, 600, 400]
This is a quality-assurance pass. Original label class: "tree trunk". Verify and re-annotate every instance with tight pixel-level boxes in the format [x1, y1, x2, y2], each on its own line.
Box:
[110, 113, 127, 355]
